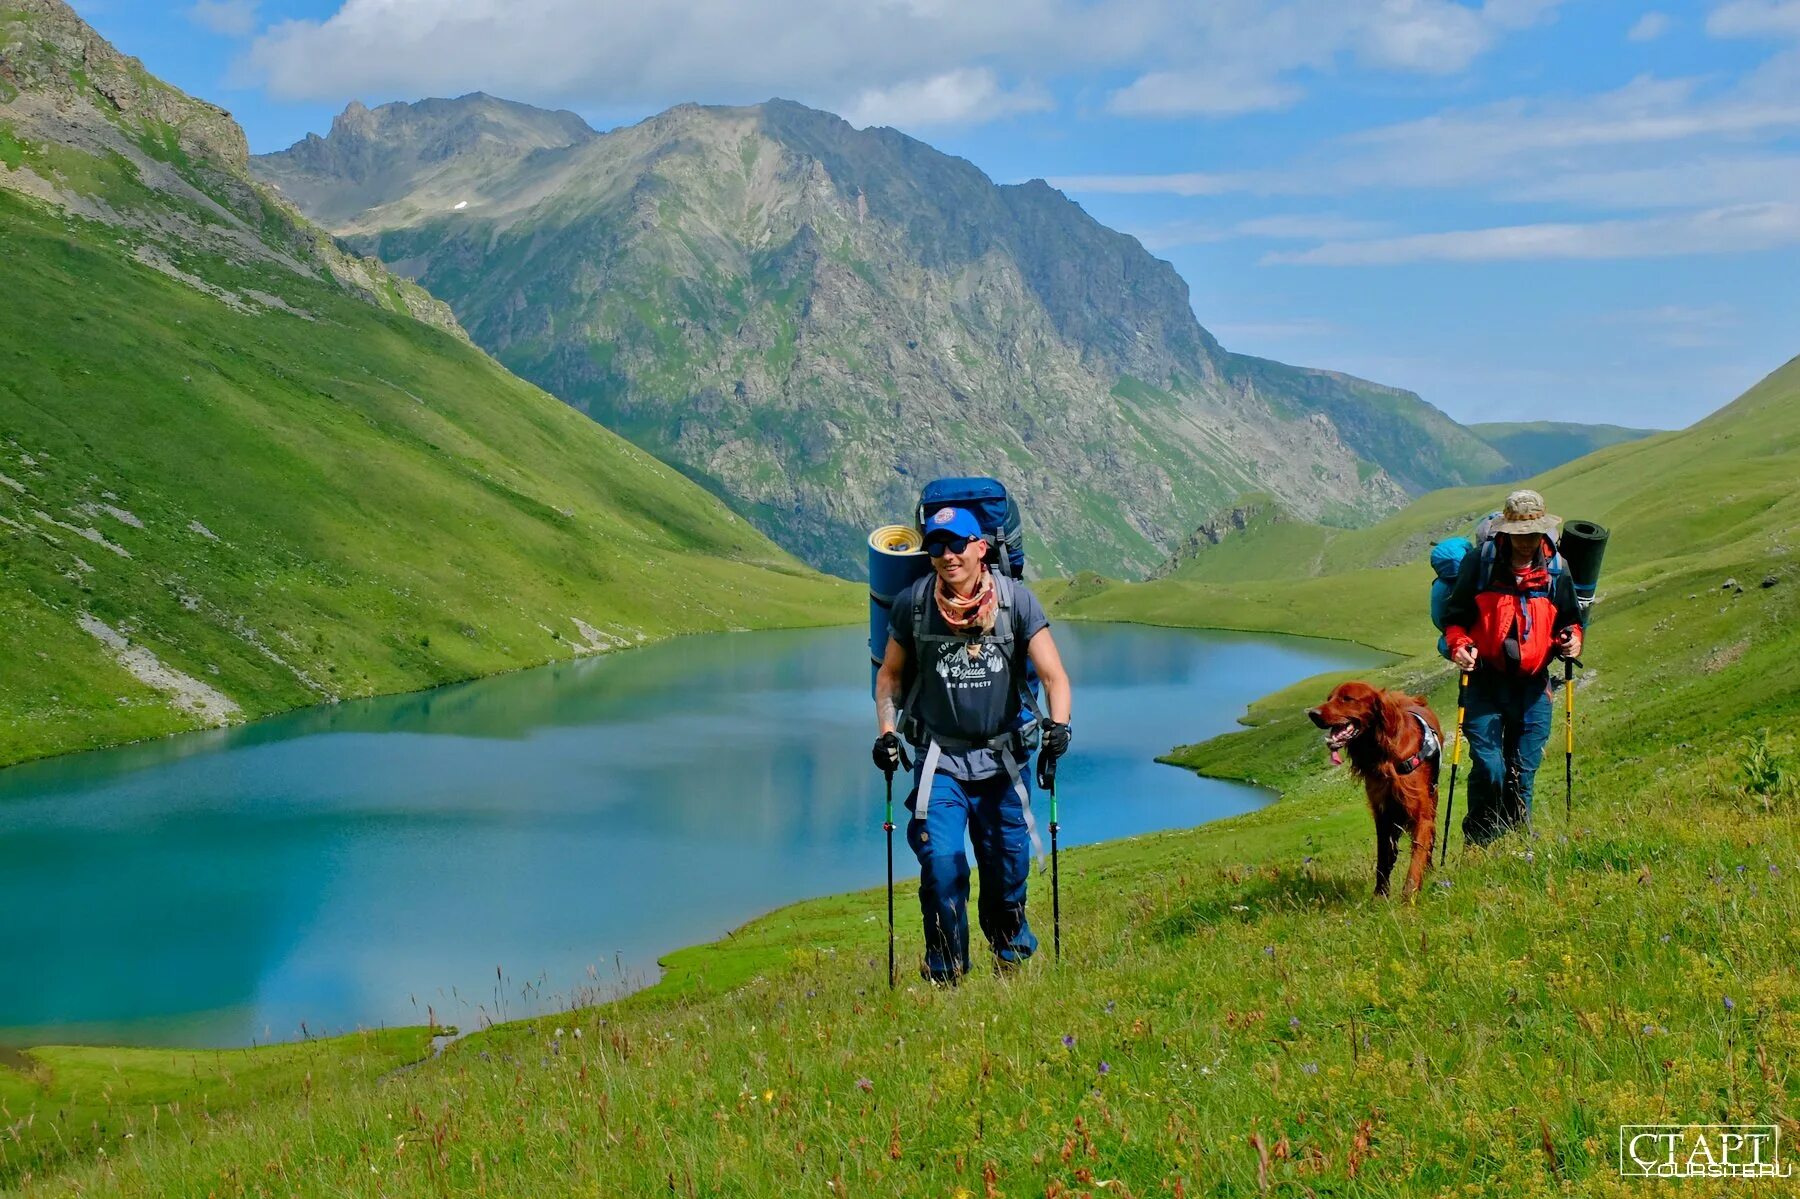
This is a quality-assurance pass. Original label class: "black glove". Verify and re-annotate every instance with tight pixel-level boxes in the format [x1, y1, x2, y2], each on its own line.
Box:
[872, 731, 902, 774]
[1036, 721, 1070, 790]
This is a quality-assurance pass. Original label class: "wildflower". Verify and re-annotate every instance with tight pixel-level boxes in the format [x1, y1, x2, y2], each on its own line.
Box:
[855, 1078, 873, 1093]
[554, 1027, 565, 1038]
[1098, 1061, 1111, 1075]
[764, 1089, 774, 1102]
[1062, 1034, 1076, 1049]
[1302, 1063, 1319, 1075]
[1737, 865, 1747, 875]
[1303, 856, 1314, 866]
[1524, 851, 1535, 863]
[1723, 996, 1736, 1012]
[1660, 934, 1671, 943]
[1641, 1024, 1655, 1036]
[1263, 946, 1275, 957]
[1289, 1017, 1300, 1030]
[1435, 878, 1452, 890]
[572, 1027, 581, 1039]
[1104, 1001, 1115, 1015]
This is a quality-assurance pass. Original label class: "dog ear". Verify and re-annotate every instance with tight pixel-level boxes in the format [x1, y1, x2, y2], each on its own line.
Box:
[1373, 688, 1409, 756]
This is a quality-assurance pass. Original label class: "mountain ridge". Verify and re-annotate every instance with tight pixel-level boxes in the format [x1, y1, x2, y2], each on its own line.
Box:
[257, 94, 1509, 577]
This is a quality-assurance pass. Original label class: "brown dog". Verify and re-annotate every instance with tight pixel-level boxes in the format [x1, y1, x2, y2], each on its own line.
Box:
[1307, 682, 1443, 898]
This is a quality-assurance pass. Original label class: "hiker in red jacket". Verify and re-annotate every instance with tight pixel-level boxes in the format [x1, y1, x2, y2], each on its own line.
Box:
[1442, 490, 1583, 845]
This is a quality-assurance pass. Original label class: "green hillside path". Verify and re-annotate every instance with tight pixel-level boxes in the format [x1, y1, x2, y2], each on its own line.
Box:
[14, 358, 1797, 1195]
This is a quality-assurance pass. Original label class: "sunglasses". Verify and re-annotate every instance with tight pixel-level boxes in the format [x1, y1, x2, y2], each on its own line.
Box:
[925, 536, 974, 557]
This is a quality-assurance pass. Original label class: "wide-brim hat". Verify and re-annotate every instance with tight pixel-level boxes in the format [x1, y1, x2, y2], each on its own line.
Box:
[1490, 489, 1561, 536]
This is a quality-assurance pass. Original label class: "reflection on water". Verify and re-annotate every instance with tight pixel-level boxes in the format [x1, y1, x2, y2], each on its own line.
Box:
[0, 623, 1383, 1046]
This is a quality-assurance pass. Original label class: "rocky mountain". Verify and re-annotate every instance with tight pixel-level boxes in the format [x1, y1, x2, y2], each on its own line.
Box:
[0, 1, 849, 767]
[0, 0, 464, 336]
[256, 96, 1505, 578]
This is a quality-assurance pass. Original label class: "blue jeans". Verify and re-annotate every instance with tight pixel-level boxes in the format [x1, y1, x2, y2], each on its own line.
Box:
[905, 766, 1038, 982]
[1462, 670, 1553, 845]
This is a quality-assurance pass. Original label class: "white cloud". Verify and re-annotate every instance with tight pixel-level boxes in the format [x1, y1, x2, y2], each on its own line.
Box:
[1045, 171, 1256, 196]
[187, 0, 259, 37]
[1123, 220, 1229, 251]
[1505, 154, 1800, 208]
[1126, 214, 1386, 250]
[241, 0, 1557, 127]
[1338, 75, 1800, 189]
[1056, 68, 1800, 209]
[845, 69, 1050, 128]
[1103, 0, 1562, 117]
[1264, 202, 1800, 264]
[1234, 213, 1389, 239]
[1107, 69, 1304, 117]
[1354, 0, 1490, 72]
[1627, 11, 1671, 41]
[1707, 1, 1800, 38]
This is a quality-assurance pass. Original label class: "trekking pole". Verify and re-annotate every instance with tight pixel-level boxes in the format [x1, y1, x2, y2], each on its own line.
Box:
[883, 766, 896, 990]
[1564, 656, 1580, 828]
[1043, 753, 1061, 962]
[1439, 671, 1468, 866]
[1051, 776, 1061, 962]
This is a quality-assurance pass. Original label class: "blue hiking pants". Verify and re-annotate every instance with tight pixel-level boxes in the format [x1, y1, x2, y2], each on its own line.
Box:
[1461, 670, 1553, 845]
[905, 766, 1038, 982]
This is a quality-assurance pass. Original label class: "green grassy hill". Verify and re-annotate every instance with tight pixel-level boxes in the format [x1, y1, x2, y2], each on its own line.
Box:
[1471, 420, 1661, 480]
[0, 3, 856, 768]
[1054, 378, 1774, 653]
[15, 365, 1796, 1193]
[0, 187, 853, 768]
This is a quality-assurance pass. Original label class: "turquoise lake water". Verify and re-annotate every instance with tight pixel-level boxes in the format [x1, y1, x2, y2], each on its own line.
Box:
[0, 622, 1382, 1047]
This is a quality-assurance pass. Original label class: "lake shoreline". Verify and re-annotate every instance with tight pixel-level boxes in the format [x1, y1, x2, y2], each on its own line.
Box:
[1, 622, 1384, 1057]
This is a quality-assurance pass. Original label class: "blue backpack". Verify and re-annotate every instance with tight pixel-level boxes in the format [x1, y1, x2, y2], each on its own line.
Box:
[917, 477, 1024, 579]
[1429, 537, 1474, 660]
[899, 477, 1039, 747]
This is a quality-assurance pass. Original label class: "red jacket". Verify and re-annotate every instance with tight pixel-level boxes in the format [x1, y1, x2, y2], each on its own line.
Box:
[1443, 538, 1581, 677]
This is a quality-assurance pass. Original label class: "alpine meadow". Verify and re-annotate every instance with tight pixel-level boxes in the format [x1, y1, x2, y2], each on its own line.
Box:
[3, 1, 1797, 1197]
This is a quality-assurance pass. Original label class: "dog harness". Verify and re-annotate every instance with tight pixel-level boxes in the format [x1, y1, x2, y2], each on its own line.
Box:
[1394, 711, 1442, 777]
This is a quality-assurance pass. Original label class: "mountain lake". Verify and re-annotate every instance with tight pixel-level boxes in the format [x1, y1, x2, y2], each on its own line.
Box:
[0, 622, 1385, 1048]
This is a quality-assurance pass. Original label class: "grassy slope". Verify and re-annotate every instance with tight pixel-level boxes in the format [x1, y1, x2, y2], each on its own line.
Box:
[22, 363, 1799, 1195]
[1471, 421, 1661, 480]
[0, 1031, 435, 1185]
[0, 190, 855, 768]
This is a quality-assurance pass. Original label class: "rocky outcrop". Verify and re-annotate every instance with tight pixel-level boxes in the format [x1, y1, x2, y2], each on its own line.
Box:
[1150, 498, 1285, 578]
[0, 0, 465, 339]
[257, 96, 1499, 578]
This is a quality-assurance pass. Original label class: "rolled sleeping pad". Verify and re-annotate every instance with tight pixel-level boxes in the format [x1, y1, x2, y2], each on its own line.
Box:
[869, 524, 931, 696]
[1559, 519, 1610, 623]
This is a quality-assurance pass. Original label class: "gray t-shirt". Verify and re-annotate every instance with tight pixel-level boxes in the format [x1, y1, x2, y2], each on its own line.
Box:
[889, 575, 1050, 781]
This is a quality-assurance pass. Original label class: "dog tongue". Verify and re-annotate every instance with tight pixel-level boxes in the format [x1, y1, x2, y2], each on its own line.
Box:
[1330, 748, 1343, 766]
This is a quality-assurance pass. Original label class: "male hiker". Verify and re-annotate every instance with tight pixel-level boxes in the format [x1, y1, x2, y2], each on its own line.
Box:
[1441, 490, 1583, 844]
[872, 506, 1073, 983]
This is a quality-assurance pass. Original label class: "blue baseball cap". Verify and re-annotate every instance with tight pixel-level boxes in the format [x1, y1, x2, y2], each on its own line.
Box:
[922, 506, 984, 543]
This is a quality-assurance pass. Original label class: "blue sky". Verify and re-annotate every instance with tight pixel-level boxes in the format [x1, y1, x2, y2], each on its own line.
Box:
[73, 0, 1800, 429]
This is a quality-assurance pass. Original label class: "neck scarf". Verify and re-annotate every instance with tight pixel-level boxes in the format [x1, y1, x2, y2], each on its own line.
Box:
[935, 567, 998, 645]
[1513, 564, 1550, 592]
